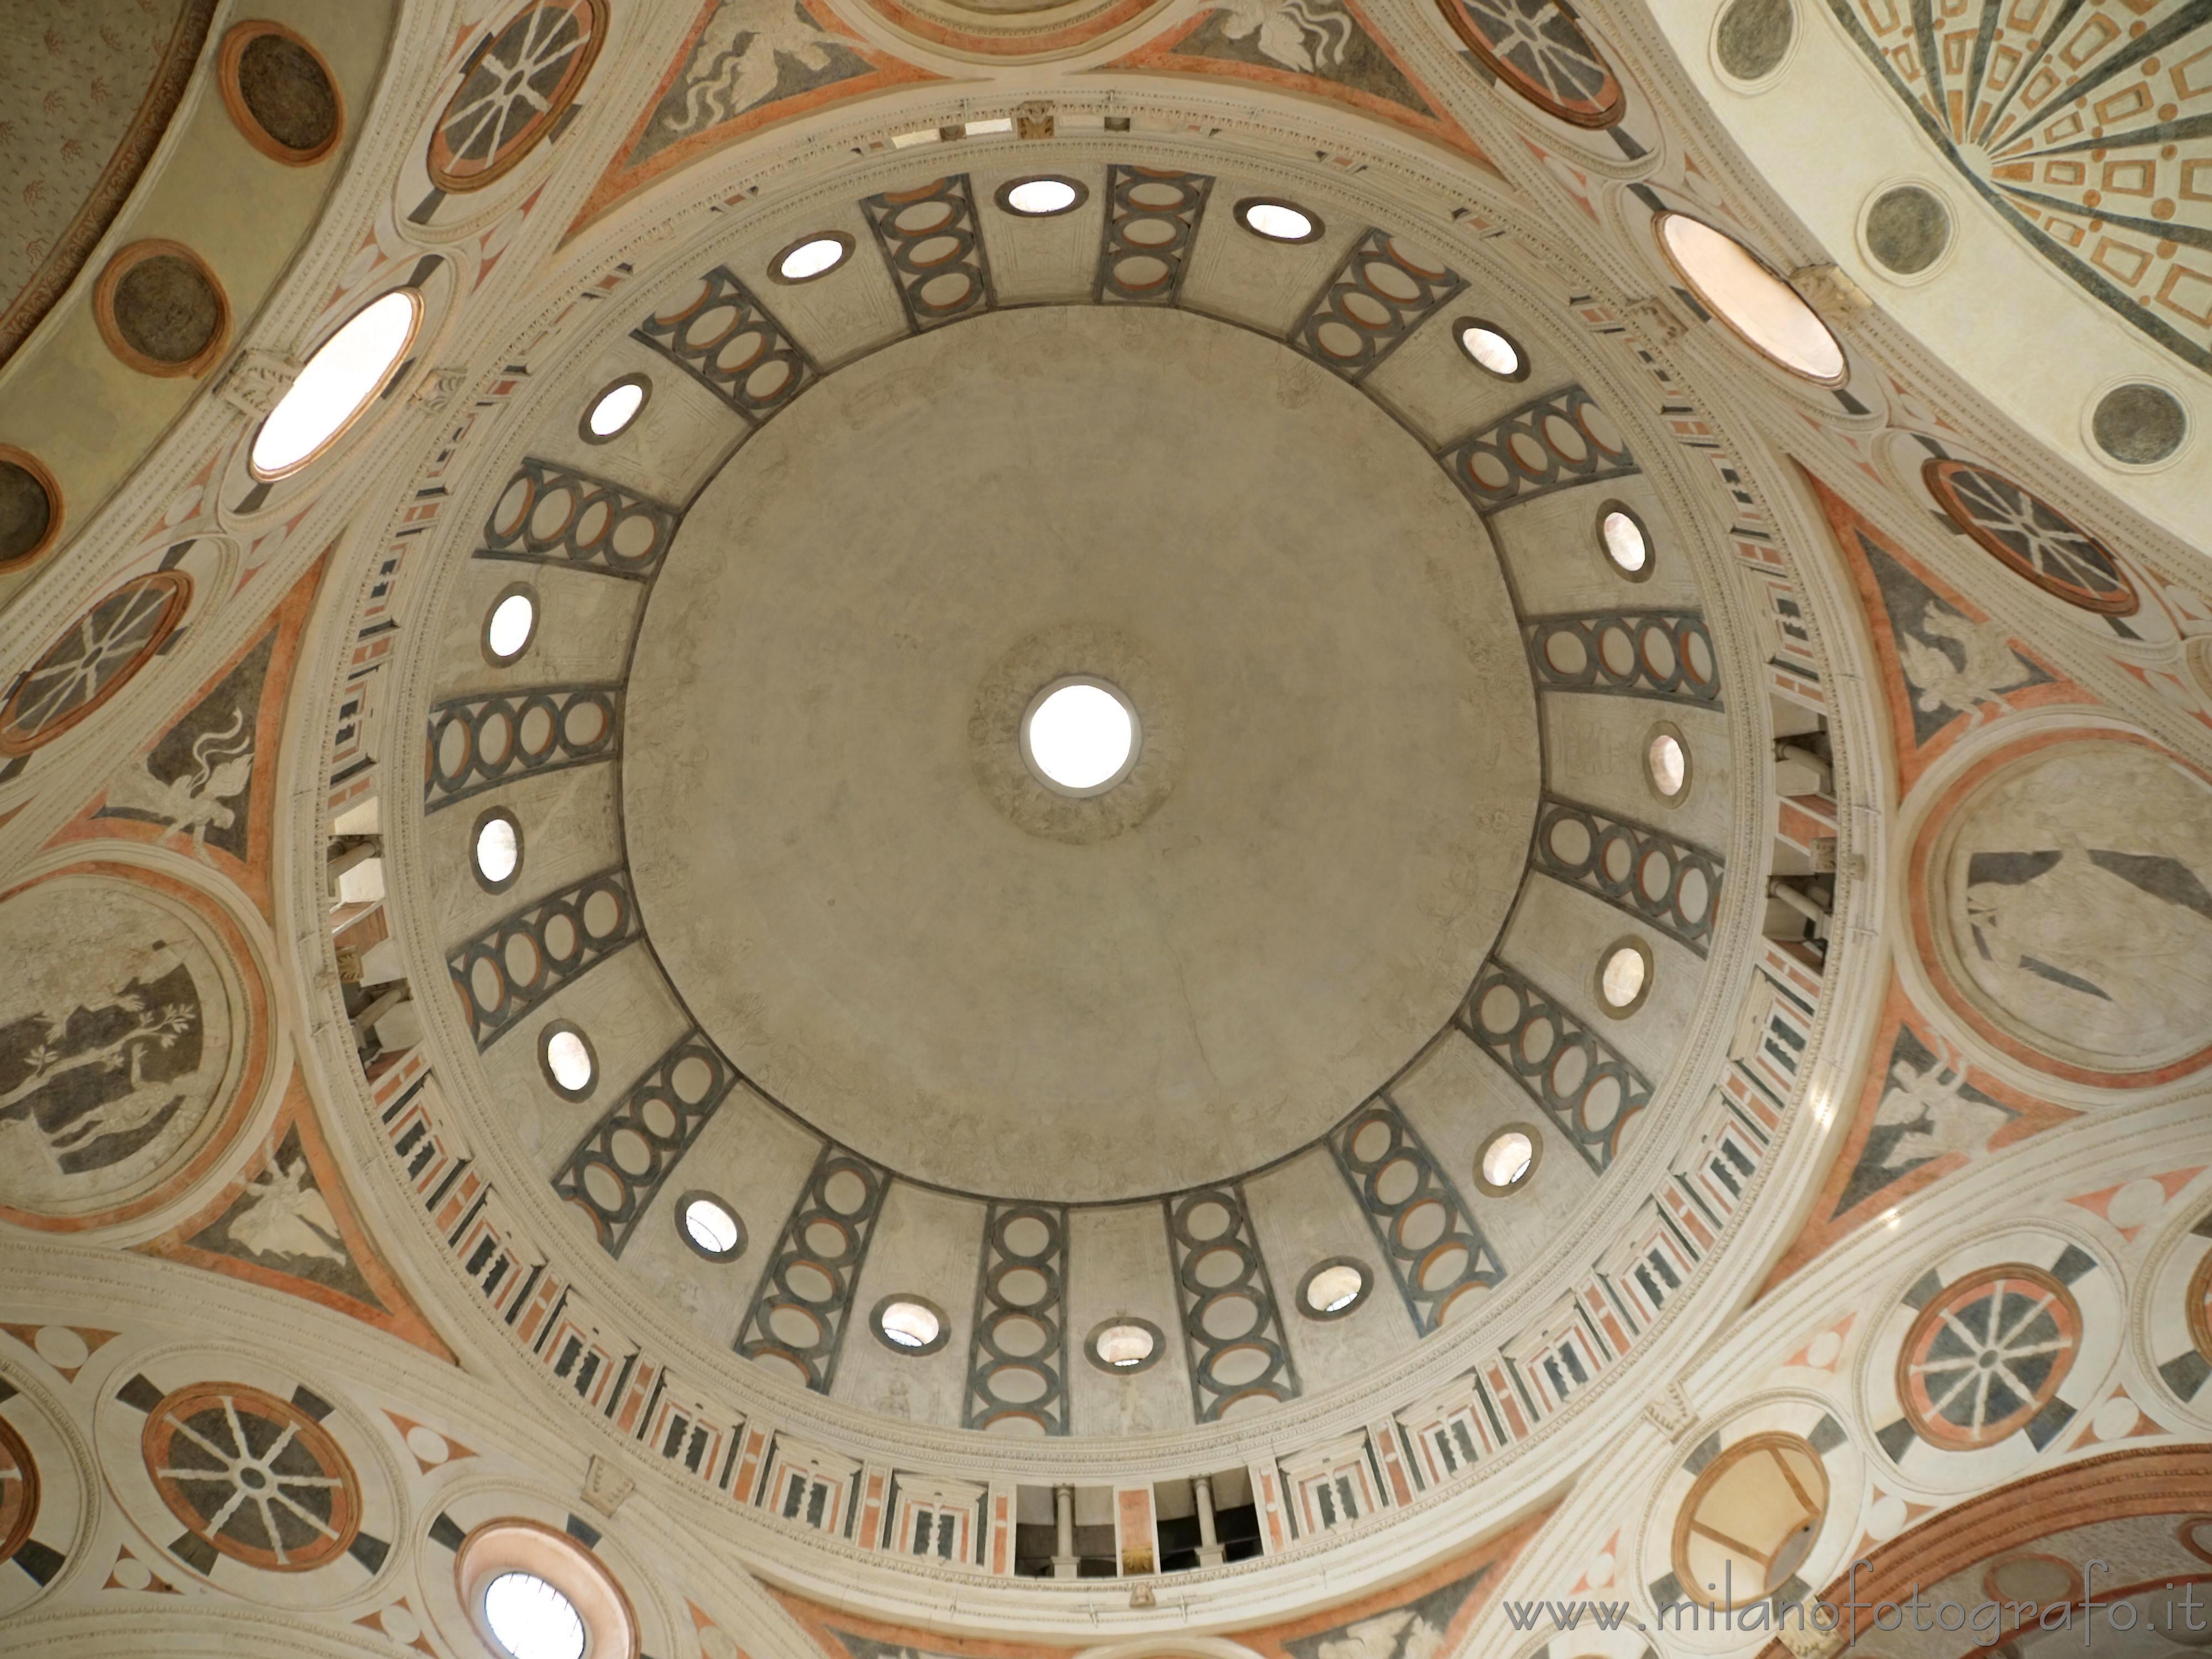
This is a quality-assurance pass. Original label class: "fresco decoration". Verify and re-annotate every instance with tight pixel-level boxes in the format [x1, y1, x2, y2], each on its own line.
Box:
[570, 0, 938, 235]
[1820, 0, 2212, 377]
[1897, 1267, 2081, 1452]
[1109, 0, 1498, 168]
[139, 1380, 362, 1572]
[1911, 730, 2212, 1088]
[137, 1070, 456, 1364]
[1802, 467, 2084, 795]
[0, 864, 264, 1233]
[1764, 978, 2075, 1291]
[852, 0, 1168, 59]
[427, 0, 606, 194]
[0, 1380, 77, 1613]
[1434, 0, 1625, 129]
[59, 557, 324, 917]
[1924, 459, 2140, 617]
[0, 571, 190, 760]
[0, 0, 218, 368]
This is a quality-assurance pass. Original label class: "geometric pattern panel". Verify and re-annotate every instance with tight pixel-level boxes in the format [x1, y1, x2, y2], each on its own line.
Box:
[962, 1202, 1070, 1436]
[1095, 164, 1214, 305]
[1524, 611, 1722, 706]
[445, 867, 642, 1049]
[861, 174, 995, 333]
[552, 1028, 742, 1256]
[476, 457, 680, 581]
[1455, 958, 1652, 1173]
[1162, 1185, 1299, 1422]
[421, 683, 622, 812]
[630, 265, 819, 426]
[1438, 384, 1635, 513]
[1822, 0, 2212, 375]
[733, 1142, 891, 1394]
[1532, 795, 1725, 955]
[1328, 1097, 1504, 1333]
[1290, 227, 1465, 383]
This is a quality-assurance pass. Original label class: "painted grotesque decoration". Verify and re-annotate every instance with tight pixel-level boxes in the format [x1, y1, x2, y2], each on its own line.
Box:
[0, 872, 246, 1224]
[1919, 736, 2212, 1083]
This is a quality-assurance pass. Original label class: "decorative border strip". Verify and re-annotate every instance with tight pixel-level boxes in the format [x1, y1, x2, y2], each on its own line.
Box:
[445, 867, 642, 1048]
[553, 1027, 743, 1254]
[862, 175, 996, 333]
[1455, 959, 1652, 1174]
[422, 682, 621, 811]
[1531, 795, 1725, 955]
[1329, 1097, 1503, 1334]
[1290, 228, 1465, 383]
[734, 1143, 893, 1394]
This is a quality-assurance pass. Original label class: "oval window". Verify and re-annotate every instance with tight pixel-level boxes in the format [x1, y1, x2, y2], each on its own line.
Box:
[251, 290, 422, 478]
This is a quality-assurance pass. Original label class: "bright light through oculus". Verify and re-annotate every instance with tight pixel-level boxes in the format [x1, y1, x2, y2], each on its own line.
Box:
[1602, 509, 1648, 573]
[1006, 178, 1078, 215]
[474, 816, 519, 884]
[684, 1197, 740, 1256]
[778, 236, 847, 281]
[1657, 212, 1846, 384]
[486, 592, 534, 660]
[251, 290, 420, 478]
[1601, 945, 1647, 1008]
[1094, 1324, 1154, 1367]
[1306, 1264, 1364, 1314]
[1244, 202, 1314, 241]
[1483, 1130, 1534, 1188]
[1461, 325, 1521, 377]
[545, 1029, 593, 1092]
[1648, 732, 1688, 797]
[483, 1572, 585, 1659]
[587, 380, 645, 438]
[880, 1301, 940, 1348]
[1024, 680, 1137, 794]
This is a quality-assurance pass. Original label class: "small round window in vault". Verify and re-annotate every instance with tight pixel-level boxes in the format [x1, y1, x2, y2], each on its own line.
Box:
[680, 1193, 744, 1260]
[1599, 503, 1651, 577]
[1478, 1128, 1537, 1192]
[1671, 1433, 1828, 1609]
[582, 374, 649, 442]
[1655, 211, 1845, 385]
[1300, 1259, 1370, 1318]
[1236, 198, 1322, 243]
[484, 586, 537, 663]
[875, 1298, 946, 1353]
[1598, 938, 1653, 1015]
[999, 176, 1086, 217]
[251, 288, 421, 478]
[774, 233, 851, 283]
[1646, 726, 1690, 802]
[1094, 1323, 1155, 1368]
[1457, 320, 1527, 380]
[1021, 678, 1140, 796]
[484, 1571, 586, 1659]
[539, 1023, 596, 1099]
[473, 808, 522, 890]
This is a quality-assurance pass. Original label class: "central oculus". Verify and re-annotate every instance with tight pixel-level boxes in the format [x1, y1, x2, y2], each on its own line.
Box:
[626, 307, 1540, 1201]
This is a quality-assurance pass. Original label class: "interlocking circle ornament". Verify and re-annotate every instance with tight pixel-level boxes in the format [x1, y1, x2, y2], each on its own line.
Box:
[427, 1, 606, 194]
[1437, 0, 1626, 128]
[1923, 459, 2138, 616]
[0, 572, 190, 757]
[0, 1417, 38, 1568]
[140, 1383, 362, 1571]
[1898, 1267, 2081, 1451]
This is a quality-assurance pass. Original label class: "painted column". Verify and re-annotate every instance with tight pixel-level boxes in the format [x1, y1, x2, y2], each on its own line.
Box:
[1052, 1483, 1078, 1579]
[1194, 1472, 1225, 1567]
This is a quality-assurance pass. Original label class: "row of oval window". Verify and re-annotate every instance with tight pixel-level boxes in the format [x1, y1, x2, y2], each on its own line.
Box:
[233, 202, 1838, 504]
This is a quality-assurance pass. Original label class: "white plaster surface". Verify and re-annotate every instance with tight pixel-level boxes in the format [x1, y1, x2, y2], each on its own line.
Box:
[626, 305, 1540, 1199]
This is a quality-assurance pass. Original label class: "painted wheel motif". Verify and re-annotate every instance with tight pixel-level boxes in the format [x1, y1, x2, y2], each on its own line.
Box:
[1439, 0, 1626, 128]
[0, 572, 190, 757]
[1899, 1267, 2080, 1451]
[0, 1417, 37, 1567]
[1924, 459, 2138, 616]
[139, 1383, 361, 1571]
[427, 0, 605, 193]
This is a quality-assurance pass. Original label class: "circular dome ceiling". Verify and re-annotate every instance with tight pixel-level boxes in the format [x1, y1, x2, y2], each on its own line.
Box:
[625, 306, 1538, 1201]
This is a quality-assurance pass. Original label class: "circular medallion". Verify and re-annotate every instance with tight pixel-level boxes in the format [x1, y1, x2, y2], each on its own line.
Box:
[1923, 459, 2138, 615]
[427, 1, 606, 193]
[1898, 1267, 2080, 1451]
[0, 869, 255, 1228]
[218, 22, 343, 165]
[0, 1416, 38, 1568]
[94, 241, 231, 378]
[2189, 1245, 2212, 1366]
[140, 1382, 361, 1571]
[0, 572, 190, 757]
[1437, 0, 1626, 128]
[1915, 734, 2212, 1084]
[1671, 1432, 1828, 1607]
[0, 446, 63, 571]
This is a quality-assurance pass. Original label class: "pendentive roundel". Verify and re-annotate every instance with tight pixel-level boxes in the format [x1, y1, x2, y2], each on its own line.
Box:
[139, 1382, 363, 1571]
[1437, 0, 1627, 128]
[1922, 458, 2139, 615]
[427, 0, 606, 194]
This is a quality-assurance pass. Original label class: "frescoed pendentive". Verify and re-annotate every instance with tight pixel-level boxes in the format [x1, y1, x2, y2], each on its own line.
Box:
[1912, 733, 2212, 1086]
[0, 867, 260, 1230]
[569, 0, 938, 234]
[1109, 0, 1498, 167]
[93, 632, 268, 863]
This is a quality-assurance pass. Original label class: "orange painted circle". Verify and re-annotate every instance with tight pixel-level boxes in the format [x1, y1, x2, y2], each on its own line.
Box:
[140, 1382, 361, 1572]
